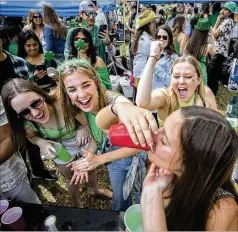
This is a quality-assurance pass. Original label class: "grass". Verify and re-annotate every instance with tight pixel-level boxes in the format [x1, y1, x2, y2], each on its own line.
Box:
[31, 84, 238, 209]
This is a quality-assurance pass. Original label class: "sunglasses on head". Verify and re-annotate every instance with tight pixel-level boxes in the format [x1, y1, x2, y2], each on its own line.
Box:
[33, 16, 42, 19]
[157, 35, 168, 40]
[84, 12, 97, 17]
[17, 98, 44, 118]
[74, 37, 89, 43]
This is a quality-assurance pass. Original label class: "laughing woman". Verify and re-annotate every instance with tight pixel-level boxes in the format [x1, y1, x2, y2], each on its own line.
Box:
[58, 59, 148, 211]
[1, 78, 109, 207]
[136, 41, 217, 127]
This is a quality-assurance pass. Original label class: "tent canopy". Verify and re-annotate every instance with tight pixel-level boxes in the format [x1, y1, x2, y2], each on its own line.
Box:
[0, 0, 116, 17]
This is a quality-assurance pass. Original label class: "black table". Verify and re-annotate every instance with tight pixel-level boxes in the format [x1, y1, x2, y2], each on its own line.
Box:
[1, 202, 125, 231]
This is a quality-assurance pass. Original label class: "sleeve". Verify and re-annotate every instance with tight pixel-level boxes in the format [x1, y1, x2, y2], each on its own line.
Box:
[0, 97, 8, 127]
[44, 27, 54, 52]
[219, 20, 233, 34]
[64, 28, 74, 58]
[105, 90, 123, 105]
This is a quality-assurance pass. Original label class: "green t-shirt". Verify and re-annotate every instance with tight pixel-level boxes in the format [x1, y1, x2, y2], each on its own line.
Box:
[208, 12, 219, 27]
[96, 66, 112, 90]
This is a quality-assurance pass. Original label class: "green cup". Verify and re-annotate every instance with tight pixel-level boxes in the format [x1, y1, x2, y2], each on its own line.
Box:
[124, 204, 143, 232]
[53, 143, 71, 162]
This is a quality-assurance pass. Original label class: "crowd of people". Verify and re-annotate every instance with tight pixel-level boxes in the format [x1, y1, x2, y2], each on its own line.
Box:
[0, 1, 237, 230]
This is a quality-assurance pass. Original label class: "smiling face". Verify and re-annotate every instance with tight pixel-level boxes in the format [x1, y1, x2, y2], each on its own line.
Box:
[63, 70, 99, 113]
[32, 13, 42, 25]
[24, 37, 39, 56]
[149, 110, 183, 175]
[10, 91, 50, 123]
[81, 11, 96, 26]
[171, 61, 201, 102]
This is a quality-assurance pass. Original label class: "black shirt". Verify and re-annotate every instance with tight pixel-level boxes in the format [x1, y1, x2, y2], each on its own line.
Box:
[0, 55, 16, 92]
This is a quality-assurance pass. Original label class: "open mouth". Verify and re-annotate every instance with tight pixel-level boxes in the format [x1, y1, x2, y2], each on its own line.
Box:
[178, 87, 188, 99]
[78, 97, 91, 108]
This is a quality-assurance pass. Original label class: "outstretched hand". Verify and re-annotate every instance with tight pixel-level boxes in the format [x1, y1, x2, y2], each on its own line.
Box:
[66, 149, 103, 172]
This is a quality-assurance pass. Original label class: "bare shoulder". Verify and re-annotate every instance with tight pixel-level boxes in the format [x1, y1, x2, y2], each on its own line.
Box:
[204, 86, 218, 111]
[96, 56, 106, 68]
[207, 197, 238, 230]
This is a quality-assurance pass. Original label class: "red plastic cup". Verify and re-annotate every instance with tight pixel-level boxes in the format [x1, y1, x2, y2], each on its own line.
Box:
[0, 200, 9, 217]
[1, 207, 25, 231]
[109, 123, 150, 150]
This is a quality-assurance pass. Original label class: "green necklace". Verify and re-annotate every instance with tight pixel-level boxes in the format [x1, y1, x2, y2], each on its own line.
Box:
[37, 104, 62, 142]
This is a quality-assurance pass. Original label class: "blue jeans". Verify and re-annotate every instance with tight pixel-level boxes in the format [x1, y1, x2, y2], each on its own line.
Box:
[106, 146, 147, 211]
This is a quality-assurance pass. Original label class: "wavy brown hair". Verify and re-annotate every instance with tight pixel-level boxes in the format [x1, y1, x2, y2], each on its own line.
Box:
[27, 9, 44, 31]
[43, 4, 67, 39]
[184, 28, 209, 61]
[166, 105, 238, 230]
[58, 59, 107, 131]
[1, 78, 56, 150]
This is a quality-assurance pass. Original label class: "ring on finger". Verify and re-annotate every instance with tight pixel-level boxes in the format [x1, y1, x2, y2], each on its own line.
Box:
[132, 121, 140, 127]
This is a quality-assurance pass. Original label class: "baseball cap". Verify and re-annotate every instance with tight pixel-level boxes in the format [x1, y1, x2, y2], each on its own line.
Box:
[79, 0, 95, 12]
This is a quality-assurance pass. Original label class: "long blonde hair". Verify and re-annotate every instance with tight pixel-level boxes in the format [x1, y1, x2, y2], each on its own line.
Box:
[159, 55, 205, 119]
[43, 4, 67, 39]
[58, 59, 107, 131]
[172, 15, 186, 40]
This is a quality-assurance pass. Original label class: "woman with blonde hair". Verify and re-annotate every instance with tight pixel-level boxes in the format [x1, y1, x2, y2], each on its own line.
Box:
[172, 15, 188, 55]
[58, 58, 147, 211]
[23, 10, 45, 45]
[93, 41, 217, 147]
[43, 4, 67, 60]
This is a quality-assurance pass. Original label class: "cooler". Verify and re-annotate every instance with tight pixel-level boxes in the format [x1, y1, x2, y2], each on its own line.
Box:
[109, 75, 121, 92]
[120, 76, 134, 98]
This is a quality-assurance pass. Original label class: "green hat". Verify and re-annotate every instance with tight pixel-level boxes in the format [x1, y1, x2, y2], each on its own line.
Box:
[195, 18, 209, 31]
[222, 2, 236, 14]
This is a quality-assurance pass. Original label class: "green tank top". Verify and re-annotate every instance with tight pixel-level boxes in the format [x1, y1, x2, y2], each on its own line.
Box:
[25, 121, 77, 141]
[96, 66, 112, 90]
[199, 56, 207, 86]
[175, 40, 180, 55]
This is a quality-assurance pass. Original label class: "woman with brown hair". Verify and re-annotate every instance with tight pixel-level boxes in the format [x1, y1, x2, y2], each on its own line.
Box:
[23, 10, 45, 45]
[43, 4, 68, 61]
[172, 15, 188, 55]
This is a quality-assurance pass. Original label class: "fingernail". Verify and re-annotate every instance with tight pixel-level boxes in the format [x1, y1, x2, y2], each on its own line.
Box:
[142, 144, 146, 147]
[135, 142, 139, 145]
[154, 130, 159, 134]
[149, 143, 153, 147]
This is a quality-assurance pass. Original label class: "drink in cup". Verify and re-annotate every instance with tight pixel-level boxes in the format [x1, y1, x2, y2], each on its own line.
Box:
[44, 215, 58, 231]
[0, 199, 9, 217]
[53, 143, 71, 162]
[1, 207, 25, 231]
[109, 123, 150, 150]
[124, 204, 143, 232]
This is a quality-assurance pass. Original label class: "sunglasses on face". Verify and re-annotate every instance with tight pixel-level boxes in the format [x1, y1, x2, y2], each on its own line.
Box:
[84, 12, 97, 17]
[17, 98, 44, 118]
[157, 35, 168, 41]
[33, 16, 42, 19]
[74, 37, 89, 43]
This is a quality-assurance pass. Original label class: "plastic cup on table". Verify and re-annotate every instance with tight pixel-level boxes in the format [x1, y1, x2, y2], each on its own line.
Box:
[53, 143, 71, 162]
[124, 204, 143, 232]
[1, 207, 25, 231]
[0, 200, 9, 217]
[109, 123, 150, 150]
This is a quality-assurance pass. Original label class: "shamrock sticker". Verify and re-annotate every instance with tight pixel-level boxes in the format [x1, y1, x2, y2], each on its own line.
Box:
[74, 39, 87, 51]
[44, 51, 55, 62]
